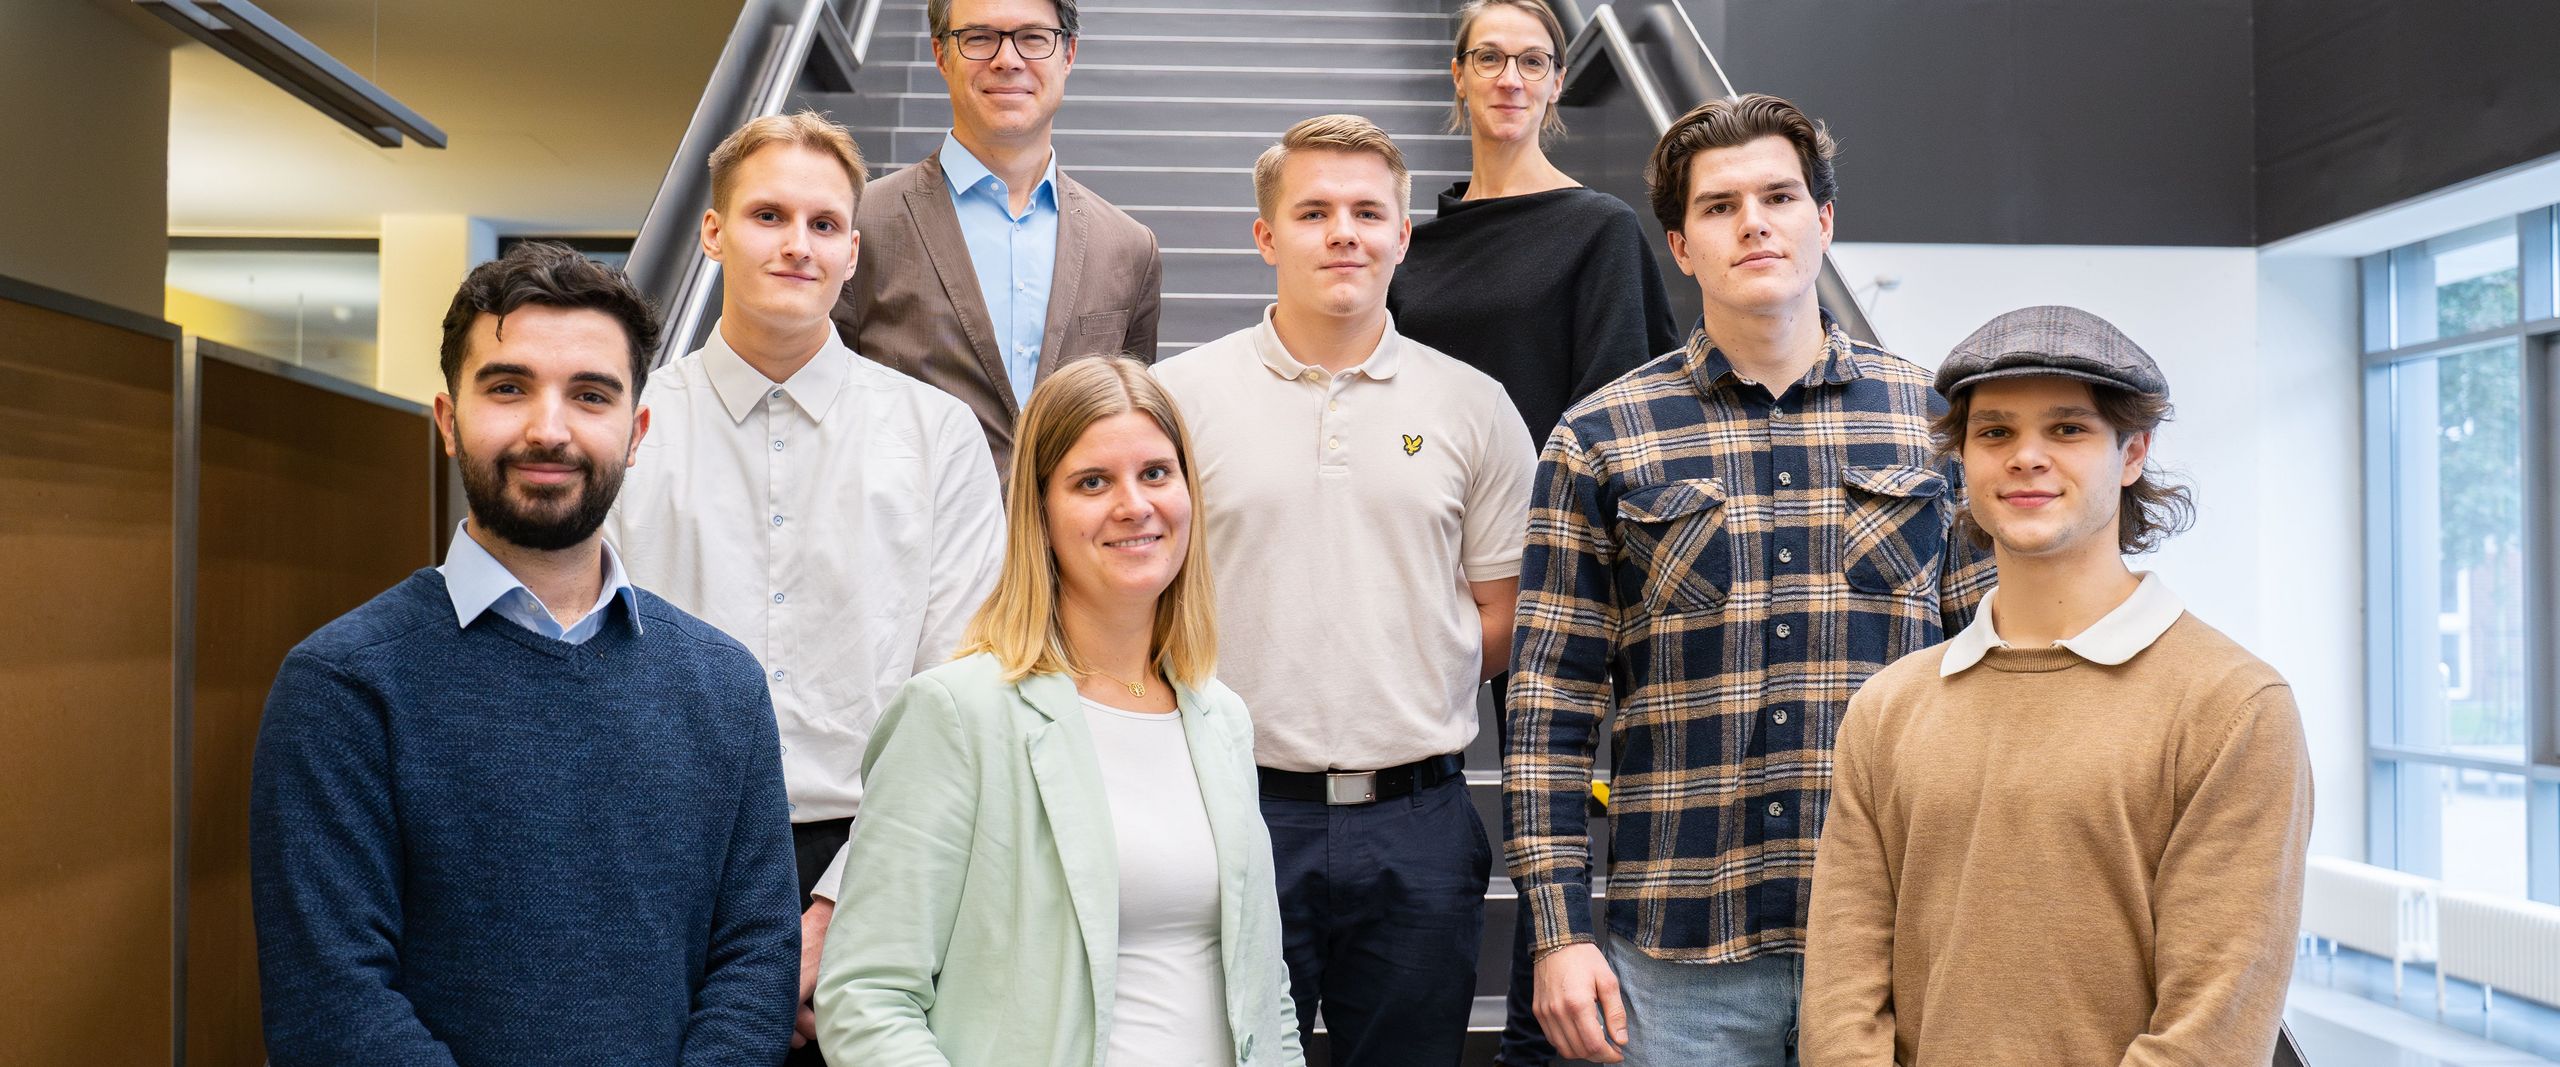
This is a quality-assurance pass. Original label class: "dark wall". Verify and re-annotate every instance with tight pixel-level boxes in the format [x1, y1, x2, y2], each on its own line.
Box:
[2255, 0, 2560, 244]
[1706, 0, 2257, 246]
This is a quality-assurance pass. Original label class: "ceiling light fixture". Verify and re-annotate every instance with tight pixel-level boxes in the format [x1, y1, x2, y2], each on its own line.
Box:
[139, 0, 446, 149]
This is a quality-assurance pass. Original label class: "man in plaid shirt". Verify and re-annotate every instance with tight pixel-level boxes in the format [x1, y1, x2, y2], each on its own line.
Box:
[1506, 94, 1993, 1066]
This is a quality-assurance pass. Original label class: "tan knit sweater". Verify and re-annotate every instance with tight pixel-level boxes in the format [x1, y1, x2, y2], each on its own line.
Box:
[1802, 613, 2313, 1066]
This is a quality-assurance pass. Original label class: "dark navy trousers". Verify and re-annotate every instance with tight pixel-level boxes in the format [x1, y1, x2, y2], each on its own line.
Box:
[1263, 775, 1491, 1067]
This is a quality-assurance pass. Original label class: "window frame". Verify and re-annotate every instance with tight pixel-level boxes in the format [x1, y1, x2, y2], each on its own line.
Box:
[2361, 205, 2560, 904]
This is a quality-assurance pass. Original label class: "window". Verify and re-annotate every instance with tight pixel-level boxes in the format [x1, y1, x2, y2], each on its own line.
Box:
[2363, 207, 2558, 904]
[164, 238, 382, 387]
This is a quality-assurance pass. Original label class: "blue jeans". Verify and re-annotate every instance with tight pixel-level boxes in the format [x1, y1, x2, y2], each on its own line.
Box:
[1605, 936, 1800, 1067]
[1264, 776, 1490, 1067]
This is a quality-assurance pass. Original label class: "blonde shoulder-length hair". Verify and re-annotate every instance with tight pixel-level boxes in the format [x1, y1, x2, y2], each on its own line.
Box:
[955, 356, 1218, 686]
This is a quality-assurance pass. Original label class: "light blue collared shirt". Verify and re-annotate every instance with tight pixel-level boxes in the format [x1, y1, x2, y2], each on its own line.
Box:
[941, 131, 1059, 411]
[439, 522, 640, 645]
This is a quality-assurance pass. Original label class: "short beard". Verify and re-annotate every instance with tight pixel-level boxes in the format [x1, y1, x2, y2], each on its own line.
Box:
[457, 435, 624, 552]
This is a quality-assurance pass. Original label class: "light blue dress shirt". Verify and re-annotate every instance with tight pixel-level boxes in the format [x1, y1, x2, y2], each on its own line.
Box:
[438, 522, 640, 645]
[940, 131, 1060, 411]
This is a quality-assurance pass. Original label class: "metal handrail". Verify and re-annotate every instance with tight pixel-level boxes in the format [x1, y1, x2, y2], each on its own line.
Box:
[1554, 0, 1880, 346]
[625, 0, 883, 368]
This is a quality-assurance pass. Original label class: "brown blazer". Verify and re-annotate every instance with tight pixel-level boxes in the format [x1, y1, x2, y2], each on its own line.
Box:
[833, 149, 1163, 476]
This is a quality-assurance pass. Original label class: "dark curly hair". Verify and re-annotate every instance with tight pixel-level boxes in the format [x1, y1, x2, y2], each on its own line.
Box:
[1931, 384, 2197, 555]
[437, 241, 660, 401]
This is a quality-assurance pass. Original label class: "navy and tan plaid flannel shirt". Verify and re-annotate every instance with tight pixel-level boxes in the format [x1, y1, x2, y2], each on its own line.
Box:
[1506, 320, 1995, 963]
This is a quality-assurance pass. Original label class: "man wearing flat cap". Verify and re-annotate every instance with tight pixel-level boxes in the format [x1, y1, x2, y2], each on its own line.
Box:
[1799, 306, 2313, 1066]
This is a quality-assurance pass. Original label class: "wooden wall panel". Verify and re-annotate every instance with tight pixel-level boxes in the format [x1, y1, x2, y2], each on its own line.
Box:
[0, 295, 178, 1066]
[185, 351, 436, 1067]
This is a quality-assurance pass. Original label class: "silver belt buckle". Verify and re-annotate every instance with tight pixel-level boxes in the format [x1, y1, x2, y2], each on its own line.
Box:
[1324, 770, 1380, 805]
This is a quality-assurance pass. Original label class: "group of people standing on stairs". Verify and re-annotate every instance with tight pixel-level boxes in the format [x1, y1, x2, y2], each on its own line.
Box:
[243, 0, 2316, 1063]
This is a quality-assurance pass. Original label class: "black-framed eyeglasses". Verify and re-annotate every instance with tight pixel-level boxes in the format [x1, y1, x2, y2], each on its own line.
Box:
[944, 25, 1068, 61]
[1460, 46, 1556, 81]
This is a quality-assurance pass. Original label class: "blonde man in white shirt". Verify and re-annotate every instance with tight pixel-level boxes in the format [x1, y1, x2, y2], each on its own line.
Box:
[1154, 114, 1539, 1066]
[603, 111, 1005, 1062]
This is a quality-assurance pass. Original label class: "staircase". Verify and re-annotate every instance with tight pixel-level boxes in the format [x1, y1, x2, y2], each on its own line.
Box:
[828, 5, 1607, 1061]
[832, 0, 1466, 358]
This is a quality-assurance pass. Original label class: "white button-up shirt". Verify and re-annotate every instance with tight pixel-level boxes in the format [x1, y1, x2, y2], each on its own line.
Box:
[606, 321, 1005, 821]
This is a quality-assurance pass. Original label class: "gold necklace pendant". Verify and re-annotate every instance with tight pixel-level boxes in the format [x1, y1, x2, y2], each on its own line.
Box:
[1089, 667, 1146, 699]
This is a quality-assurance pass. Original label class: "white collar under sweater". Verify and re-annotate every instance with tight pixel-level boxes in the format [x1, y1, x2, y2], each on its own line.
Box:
[1939, 571, 2185, 677]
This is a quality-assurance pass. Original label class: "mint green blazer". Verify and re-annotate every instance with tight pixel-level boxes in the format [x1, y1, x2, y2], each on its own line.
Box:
[812, 652, 1305, 1067]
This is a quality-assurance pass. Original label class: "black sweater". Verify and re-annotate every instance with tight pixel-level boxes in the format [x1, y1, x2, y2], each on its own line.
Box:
[1389, 183, 1681, 438]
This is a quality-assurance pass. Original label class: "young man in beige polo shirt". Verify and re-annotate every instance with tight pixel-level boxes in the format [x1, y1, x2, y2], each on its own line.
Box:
[1153, 114, 1538, 1066]
[1800, 306, 2313, 1066]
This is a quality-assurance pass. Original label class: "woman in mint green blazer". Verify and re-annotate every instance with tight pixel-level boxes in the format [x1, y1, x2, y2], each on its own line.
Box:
[813, 357, 1303, 1067]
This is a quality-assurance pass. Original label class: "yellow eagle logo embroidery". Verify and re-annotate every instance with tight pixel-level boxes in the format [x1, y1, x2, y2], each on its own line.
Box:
[1401, 434, 1424, 456]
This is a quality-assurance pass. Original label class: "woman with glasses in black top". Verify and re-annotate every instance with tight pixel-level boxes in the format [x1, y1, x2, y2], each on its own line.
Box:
[1386, 3, 1677, 1065]
[1389, 0, 1679, 443]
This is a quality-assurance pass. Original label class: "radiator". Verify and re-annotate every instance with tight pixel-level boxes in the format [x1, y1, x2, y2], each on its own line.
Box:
[2436, 889, 2560, 1013]
[2300, 855, 2437, 994]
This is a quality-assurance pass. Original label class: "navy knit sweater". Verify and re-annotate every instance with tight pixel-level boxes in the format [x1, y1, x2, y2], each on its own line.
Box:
[250, 569, 799, 1067]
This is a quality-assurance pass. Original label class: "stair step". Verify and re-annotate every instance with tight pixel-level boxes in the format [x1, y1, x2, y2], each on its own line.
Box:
[872, 59, 1449, 97]
[1077, 7, 1456, 37]
[1156, 293, 1270, 349]
[851, 125, 1471, 171]
[1162, 248, 1275, 292]
[885, 0, 1464, 19]
[860, 161, 1467, 207]
[843, 93, 1458, 136]
[887, 31, 1451, 67]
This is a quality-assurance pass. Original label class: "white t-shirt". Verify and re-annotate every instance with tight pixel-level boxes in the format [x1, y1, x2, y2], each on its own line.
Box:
[1080, 697, 1233, 1066]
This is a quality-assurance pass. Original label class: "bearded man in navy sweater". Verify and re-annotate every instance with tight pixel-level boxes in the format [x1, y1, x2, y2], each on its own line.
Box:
[250, 242, 800, 1066]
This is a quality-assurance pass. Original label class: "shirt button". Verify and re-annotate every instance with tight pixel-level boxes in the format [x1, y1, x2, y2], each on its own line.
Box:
[1777, 471, 1793, 486]
[1302, 370, 1320, 382]
[780, 745, 789, 755]
[773, 592, 786, 604]
[1329, 402, 1338, 412]
[1773, 708, 1789, 724]
[771, 514, 785, 527]
[788, 803, 798, 814]
[1329, 437, 1340, 449]
[1775, 622, 1793, 639]
[773, 669, 787, 681]
[1768, 801, 1785, 817]
[1777, 548, 1793, 564]
[772, 439, 784, 451]
[769, 388, 783, 400]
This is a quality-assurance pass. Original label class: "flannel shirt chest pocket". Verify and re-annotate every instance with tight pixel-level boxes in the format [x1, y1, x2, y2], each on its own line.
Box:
[1613, 479, 1731, 616]
[1838, 464, 1950, 596]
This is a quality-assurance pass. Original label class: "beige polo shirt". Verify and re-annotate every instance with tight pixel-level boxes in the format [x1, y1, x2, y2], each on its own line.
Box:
[1154, 306, 1537, 773]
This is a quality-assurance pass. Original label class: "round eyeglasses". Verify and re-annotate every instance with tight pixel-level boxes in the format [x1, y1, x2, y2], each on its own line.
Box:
[1461, 46, 1556, 81]
[945, 26, 1067, 61]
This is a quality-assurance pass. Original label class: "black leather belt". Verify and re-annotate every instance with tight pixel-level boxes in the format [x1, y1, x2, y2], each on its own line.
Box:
[1258, 753, 1464, 806]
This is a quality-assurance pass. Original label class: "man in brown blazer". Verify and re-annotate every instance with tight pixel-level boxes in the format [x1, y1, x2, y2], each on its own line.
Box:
[832, 0, 1162, 477]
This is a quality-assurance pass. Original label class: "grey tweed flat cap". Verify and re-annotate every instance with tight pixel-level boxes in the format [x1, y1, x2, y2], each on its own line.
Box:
[1932, 305, 2167, 399]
